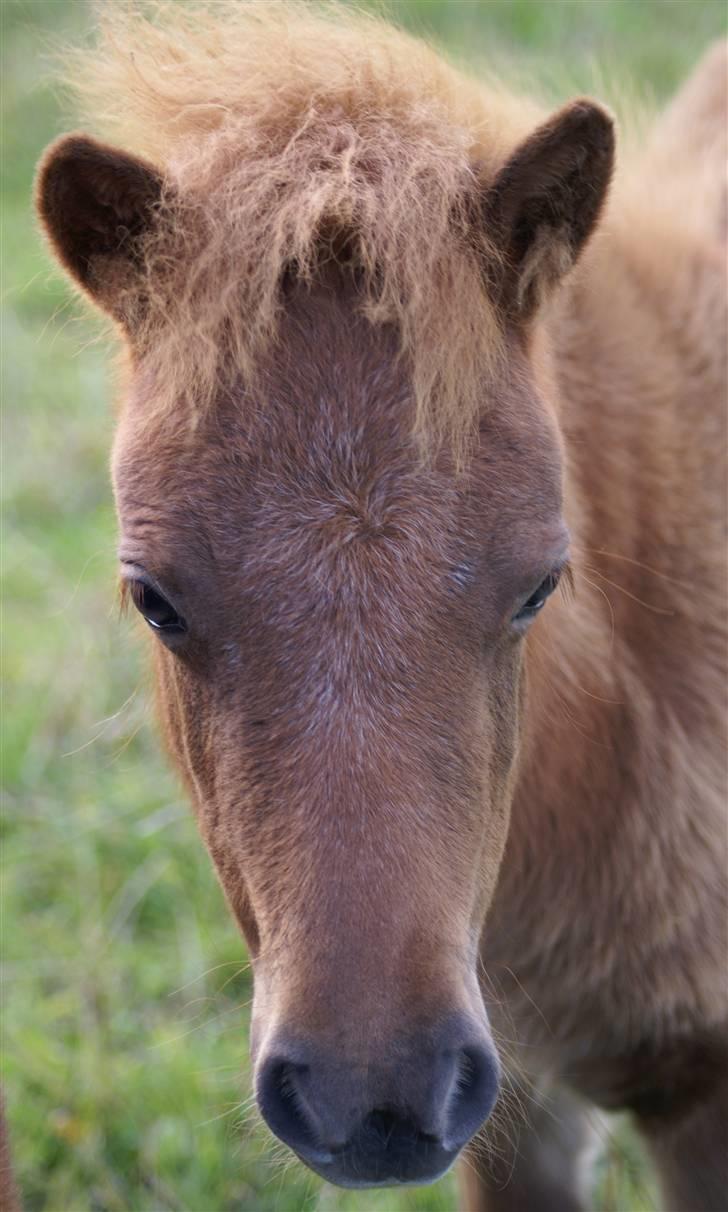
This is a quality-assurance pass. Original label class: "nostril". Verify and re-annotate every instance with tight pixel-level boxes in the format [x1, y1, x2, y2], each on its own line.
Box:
[362, 1107, 438, 1149]
[365, 1108, 399, 1145]
[444, 1043, 501, 1151]
[456, 1048, 479, 1099]
[257, 1057, 332, 1164]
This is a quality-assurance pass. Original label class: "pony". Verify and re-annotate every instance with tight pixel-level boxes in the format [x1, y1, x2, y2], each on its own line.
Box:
[35, 3, 727, 1205]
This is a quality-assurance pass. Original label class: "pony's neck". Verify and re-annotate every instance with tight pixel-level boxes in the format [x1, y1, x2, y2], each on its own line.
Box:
[552, 212, 725, 612]
[515, 213, 725, 845]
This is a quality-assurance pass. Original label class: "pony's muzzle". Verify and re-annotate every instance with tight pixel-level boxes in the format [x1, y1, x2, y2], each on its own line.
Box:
[255, 1016, 500, 1186]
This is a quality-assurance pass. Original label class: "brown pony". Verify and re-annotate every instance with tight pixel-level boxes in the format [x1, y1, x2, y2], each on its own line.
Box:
[36, 3, 727, 1206]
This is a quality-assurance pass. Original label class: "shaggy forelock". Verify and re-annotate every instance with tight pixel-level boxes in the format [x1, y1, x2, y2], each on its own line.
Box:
[62, 0, 545, 454]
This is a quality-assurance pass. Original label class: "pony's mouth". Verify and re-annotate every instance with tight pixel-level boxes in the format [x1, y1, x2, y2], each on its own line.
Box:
[295, 1121, 460, 1189]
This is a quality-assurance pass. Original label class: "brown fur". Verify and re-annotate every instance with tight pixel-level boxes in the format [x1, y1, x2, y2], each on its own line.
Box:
[35, 5, 727, 1204]
[52, 0, 544, 458]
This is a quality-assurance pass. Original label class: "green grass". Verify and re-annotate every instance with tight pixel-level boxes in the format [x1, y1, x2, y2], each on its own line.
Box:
[2, 1, 725, 1209]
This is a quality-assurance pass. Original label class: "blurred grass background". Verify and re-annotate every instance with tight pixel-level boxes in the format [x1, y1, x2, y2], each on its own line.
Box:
[2, 2, 725, 1209]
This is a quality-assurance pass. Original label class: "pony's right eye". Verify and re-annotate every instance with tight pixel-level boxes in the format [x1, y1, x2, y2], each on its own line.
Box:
[129, 580, 187, 636]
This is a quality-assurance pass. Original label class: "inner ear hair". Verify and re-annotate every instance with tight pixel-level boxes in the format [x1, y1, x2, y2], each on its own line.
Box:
[484, 100, 615, 319]
[35, 133, 165, 325]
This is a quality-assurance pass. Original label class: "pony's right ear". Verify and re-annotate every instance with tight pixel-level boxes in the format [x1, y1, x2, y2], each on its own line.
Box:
[35, 134, 165, 328]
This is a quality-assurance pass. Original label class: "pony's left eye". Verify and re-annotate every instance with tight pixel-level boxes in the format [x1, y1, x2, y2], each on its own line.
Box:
[512, 569, 562, 626]
[129, 580, 187, 636]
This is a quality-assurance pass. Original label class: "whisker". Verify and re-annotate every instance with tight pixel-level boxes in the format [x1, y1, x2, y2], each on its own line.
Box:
[574, 543, 691, 589]
[527, 633, 615, 746]
[167, 959, 253, 998]
[582, 564, 674, 616]
[578, 570, 616, 648]
[61, 689, 140, 757]
[147, 997, 253, 1048]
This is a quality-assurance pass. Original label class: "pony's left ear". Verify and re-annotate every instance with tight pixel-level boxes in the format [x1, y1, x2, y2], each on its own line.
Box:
[484, 100, 615, 319]
[35, 133, 166, 328]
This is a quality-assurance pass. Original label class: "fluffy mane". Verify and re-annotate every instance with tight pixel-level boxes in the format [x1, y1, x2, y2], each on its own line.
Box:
[61, 0, 546, 452]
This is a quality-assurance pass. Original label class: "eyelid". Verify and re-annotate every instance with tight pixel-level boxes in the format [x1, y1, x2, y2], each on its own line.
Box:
[119, 558, 150, 581]
[121, 560, 164, 592]
[119, 562, 186, 614]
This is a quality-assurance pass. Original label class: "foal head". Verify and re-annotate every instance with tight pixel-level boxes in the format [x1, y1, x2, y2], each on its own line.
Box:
[37, 87, 612, 1186]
